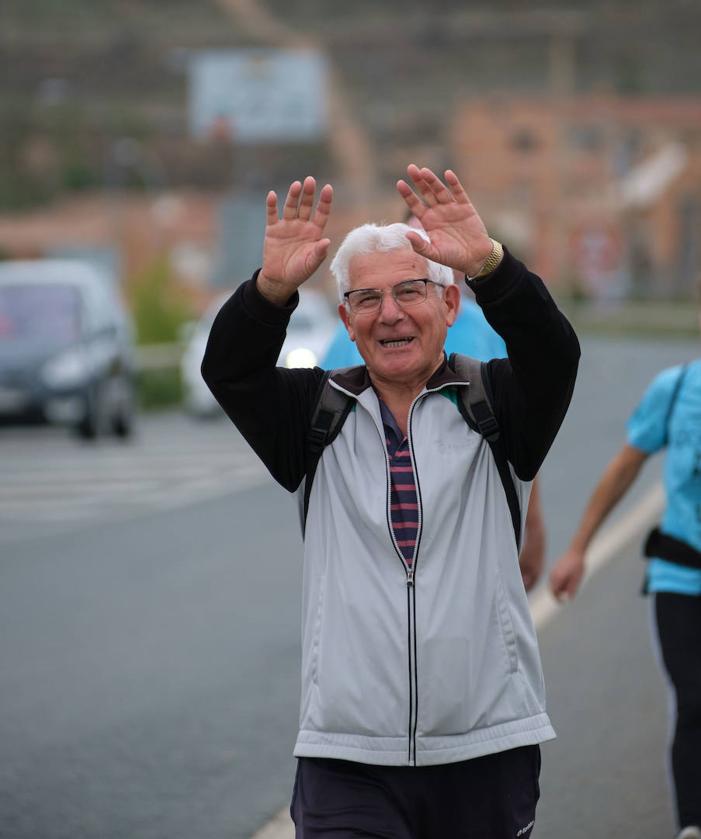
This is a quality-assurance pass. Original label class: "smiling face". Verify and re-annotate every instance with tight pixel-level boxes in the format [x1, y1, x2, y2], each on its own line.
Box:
[338, 247, 460, 392]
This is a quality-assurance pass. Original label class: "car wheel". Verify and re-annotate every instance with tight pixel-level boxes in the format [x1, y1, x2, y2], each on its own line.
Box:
[76, 383, 107, 440]
[111, 378, 135, 439]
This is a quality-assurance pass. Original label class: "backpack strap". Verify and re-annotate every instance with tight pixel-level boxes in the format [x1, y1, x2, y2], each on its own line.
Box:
[300, 370, 354, 536]
[301, 358, 522, 549]
[450, 353, 522, 551]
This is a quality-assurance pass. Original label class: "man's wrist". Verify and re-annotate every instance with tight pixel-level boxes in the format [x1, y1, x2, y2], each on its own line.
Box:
[466, 238, 504, 280]
[256, 272, 296, 307]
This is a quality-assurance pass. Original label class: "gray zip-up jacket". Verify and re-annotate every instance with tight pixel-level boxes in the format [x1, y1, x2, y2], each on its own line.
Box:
[201, 249, 580, 767]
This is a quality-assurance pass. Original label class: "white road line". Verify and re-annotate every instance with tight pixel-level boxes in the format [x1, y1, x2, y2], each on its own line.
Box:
[0, 450, 268, 528]
[249, 481, 665, 839]
[250, 808, 296, 839]
[1, 463, 254, 485]
[0, 473, 269, 524]
[2, 452, 255, 475]
[0, 480, 164, 498]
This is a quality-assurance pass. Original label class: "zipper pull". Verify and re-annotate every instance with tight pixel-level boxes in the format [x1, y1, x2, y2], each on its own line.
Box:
[407, 568, 414, 587]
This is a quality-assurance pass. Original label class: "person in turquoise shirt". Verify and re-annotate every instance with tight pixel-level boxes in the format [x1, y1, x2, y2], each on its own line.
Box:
[551, 358, 701, 839]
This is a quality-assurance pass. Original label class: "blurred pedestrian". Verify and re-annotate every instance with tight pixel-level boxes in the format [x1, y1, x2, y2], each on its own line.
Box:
[202, 165, 579, 838]
[550, 349, 701, 839]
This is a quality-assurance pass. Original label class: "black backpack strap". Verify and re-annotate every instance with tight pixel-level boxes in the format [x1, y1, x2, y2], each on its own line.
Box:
[643, 527, 701, 571]
[300, 370, 354, 536]
[450, 353, 522, 551]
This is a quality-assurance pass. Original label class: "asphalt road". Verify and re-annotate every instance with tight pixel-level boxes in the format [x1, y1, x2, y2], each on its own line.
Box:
[0, 334, 698, 839]
[1, 480, 303, 839]
[536, 538, 675, 838]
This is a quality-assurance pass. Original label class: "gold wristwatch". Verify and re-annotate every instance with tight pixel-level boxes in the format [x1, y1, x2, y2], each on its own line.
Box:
[468, 238, 504, 279]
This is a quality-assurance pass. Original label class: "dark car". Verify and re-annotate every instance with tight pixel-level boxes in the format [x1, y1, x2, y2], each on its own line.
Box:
[0, 260, 136, 439]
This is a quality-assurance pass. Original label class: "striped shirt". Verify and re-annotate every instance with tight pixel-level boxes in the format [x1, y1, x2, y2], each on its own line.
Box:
[380, 401, 419, 567]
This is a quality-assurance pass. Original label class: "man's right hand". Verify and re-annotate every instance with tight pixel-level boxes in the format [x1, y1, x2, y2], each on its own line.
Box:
[257, 176, 334, 306]
[549, 546, 586, 601]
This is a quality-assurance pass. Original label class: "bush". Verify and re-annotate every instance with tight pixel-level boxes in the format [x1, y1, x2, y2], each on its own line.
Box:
[130, 257, 194, 345]
[136, 367, 182, 410]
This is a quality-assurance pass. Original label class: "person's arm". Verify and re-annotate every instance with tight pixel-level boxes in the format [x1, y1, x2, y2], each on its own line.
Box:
[472, 255, 580, 481]
[201, 177, 333, 491]
[395, 164, 580, 481]
[549, 444, 649, 600]
[519, 477, 546, 592]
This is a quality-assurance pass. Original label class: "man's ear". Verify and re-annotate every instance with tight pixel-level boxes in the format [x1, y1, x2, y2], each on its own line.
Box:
[338, 303, 356, 342]
[443, 283, 461, 327]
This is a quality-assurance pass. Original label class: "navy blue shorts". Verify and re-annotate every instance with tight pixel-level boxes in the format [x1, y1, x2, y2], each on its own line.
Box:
[290, 745, 541, 839]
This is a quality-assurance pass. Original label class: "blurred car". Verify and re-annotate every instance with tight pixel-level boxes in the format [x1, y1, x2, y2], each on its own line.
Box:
[0, 259, 136, 439]
[179, 292, 229, 418]
[181, 287, 337, 418]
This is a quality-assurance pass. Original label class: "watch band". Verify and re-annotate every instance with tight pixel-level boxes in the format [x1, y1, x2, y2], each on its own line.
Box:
[467, 238, 504, 280]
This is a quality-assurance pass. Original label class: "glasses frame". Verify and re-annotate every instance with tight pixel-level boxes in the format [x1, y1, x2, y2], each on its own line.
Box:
[343, 278, 443, 315]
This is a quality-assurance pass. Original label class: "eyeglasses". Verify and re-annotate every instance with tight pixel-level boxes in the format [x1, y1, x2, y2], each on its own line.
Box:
[343, 278, 442, 315]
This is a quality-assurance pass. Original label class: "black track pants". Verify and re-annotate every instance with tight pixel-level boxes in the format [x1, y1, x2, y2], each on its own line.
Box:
[655, 592, 701, 828]
[290, 745, 540, 839]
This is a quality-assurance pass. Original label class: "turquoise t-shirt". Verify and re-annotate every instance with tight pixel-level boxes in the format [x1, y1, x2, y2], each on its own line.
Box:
[321, 299, 507, 368]
[626, 359, 701, 595]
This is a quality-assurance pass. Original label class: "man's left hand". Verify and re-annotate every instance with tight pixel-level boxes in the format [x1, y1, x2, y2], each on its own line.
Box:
[396, 165, 493, 277]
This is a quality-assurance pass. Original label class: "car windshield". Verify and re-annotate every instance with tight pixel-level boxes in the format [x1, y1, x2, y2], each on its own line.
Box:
[0, 284, 81, 346]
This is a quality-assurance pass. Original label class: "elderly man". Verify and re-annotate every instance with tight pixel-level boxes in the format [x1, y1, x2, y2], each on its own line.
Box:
[321, 214, 547, 594]
[202, 165, 580, 839]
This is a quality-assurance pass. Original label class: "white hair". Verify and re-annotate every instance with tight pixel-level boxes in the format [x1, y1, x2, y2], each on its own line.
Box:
[329, 222, 454, 301]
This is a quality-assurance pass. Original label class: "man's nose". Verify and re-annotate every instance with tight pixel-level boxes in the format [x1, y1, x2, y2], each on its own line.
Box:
[378, 291, 405, 322]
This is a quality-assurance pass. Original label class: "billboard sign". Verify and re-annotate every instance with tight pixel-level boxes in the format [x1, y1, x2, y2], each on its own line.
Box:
[189, 49, 328, 143]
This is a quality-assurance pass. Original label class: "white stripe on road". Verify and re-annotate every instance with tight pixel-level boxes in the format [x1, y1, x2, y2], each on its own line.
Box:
[250, 808, 296, 839]
[0, 445, 267, 529]
[249, 481, 665, 839]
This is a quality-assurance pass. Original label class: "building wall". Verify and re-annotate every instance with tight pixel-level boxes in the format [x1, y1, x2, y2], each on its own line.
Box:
[453, 95, 701, 298]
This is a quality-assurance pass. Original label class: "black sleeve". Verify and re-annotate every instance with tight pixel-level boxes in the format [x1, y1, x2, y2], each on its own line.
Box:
[200, 273, 325, 492]
[467, 249, 581, 481]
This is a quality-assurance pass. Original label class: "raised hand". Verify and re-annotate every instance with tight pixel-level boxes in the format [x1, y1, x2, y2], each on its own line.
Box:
[396, 165, 493, 277]
[258, 176, 333, 305]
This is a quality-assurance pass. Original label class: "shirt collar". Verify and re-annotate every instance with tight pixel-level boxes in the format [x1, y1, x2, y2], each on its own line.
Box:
[378, 398, 404, 443]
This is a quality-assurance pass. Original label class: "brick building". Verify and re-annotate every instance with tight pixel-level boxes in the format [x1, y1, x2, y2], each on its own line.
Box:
[453, 95, 701, 298]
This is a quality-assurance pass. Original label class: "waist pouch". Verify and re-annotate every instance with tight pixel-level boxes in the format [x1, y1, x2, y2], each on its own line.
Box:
[643, 527, 701, 571]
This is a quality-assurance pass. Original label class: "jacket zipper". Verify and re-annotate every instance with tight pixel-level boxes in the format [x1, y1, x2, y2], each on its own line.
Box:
[403, 379, 500, 761]
[336, 382, 470, 766]
[406, 396, 424, 766]
[372, 408, 419, 765]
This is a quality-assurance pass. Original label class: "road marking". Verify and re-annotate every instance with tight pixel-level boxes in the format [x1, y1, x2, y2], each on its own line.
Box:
[250, 808, 295, 839]
[0, 424, 269, 539]
[249, 481, 665, 839]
